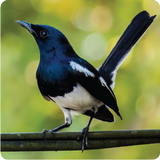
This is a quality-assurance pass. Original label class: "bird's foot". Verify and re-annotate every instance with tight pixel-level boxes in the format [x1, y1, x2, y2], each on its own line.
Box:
[42, 128, 56, 139]
[77, 126, 89, 152]
[42, 129, 48, 138]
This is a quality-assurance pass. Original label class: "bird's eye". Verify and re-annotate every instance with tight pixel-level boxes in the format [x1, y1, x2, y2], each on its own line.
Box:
[40, 30, 48, 38]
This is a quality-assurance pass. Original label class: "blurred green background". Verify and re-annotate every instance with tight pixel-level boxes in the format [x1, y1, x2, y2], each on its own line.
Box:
[1, 0, 160, 159]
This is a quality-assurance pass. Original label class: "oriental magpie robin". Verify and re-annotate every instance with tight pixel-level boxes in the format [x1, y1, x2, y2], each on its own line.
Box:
[16, 11, 156, 151]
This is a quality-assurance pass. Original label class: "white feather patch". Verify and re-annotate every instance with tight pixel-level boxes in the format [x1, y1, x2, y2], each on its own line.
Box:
[99, 76, 115, 98]
[99, 77, 107, 87]
[51, 83, 102, 114]
[70, 61, 95, 77]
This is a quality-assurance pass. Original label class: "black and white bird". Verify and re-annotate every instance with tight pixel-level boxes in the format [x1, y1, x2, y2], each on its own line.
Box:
[16, 11, 156, 151]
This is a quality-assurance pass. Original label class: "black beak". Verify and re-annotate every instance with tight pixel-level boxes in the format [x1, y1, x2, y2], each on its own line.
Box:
[16, 20, 37, 37]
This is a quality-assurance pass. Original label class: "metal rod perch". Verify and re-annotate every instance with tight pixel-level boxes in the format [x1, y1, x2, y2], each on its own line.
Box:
[1, 129, 160, 151]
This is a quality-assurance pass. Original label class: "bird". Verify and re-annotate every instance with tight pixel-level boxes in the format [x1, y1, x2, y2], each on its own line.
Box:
[16, 10, 156, 152]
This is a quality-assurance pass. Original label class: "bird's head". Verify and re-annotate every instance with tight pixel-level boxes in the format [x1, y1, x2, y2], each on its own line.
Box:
[16, 20, 76, 58]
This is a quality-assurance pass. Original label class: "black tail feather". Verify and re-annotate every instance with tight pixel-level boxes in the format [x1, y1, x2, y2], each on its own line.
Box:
[99, 11, 156, 88]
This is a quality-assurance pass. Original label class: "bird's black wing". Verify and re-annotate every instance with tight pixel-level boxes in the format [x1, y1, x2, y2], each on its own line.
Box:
[68, 59, 122, 119]
[99, 11, 156, 88]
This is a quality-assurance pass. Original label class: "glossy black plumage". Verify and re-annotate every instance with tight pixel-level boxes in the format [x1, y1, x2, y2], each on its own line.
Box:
[16, 10, 156, 151]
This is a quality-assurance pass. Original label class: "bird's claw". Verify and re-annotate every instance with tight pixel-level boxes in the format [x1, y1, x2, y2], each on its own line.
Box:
[77, 126, 89, 152]
[42, 129, 56, 140]
[42, 129, 48, 137]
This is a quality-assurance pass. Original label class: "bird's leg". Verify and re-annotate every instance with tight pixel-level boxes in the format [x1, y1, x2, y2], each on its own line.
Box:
[77, 111, 94, 152]
[42, 122, 71, 136]
[42, 108, 72, 137]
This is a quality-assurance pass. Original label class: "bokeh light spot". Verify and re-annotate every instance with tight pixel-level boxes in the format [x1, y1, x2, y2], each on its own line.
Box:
[136, 93, 156, 119]
[81, 33, 107, 61]
[72, 5, 113, 32]
[91, 5, 113, 32]
[30, 0, 59, 13]
[25, 60, 39, 86]
[72, 6, 96, 31]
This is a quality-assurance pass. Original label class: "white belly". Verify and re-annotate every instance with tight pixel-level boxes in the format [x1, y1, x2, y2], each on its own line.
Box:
[51, 83, 103, 113]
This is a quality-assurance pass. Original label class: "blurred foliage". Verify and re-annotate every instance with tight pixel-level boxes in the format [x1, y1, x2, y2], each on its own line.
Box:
[1, 0, 160, 159]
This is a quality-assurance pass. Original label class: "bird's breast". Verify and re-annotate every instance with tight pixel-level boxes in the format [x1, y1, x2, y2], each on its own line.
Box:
[51, 83, 103, 113]
[36, 64, 77, 97]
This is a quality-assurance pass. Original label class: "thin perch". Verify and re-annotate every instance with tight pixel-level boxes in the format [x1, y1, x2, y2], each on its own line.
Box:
[1, 129, 160, 151]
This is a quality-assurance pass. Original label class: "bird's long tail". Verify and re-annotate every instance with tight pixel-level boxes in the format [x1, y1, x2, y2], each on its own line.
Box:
[99, 11, 156, 89]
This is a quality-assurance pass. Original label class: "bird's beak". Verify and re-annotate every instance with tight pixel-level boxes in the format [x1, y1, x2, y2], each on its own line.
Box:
[16, 20, 37, 37]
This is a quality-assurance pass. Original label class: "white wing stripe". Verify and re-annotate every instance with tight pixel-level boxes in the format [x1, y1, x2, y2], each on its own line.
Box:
[70, 61, 95, 77]
[99, 77, 115, 98]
